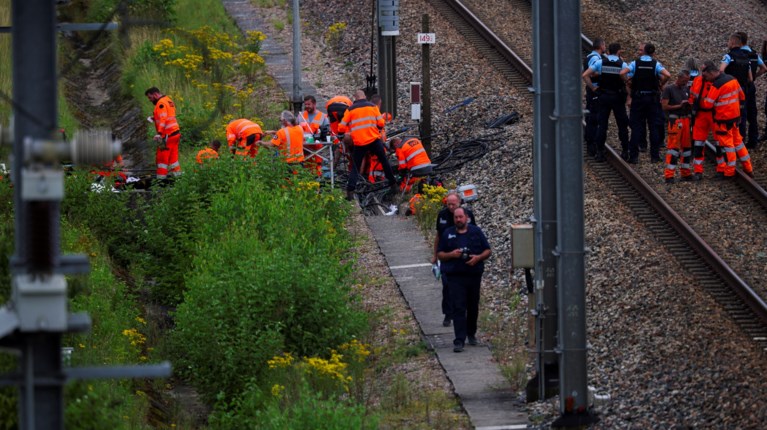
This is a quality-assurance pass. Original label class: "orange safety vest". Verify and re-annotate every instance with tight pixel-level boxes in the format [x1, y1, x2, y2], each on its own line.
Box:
[689, 75, 712, 109]
[299, 110, 328, 134]
[196, 147, 219, 164]
[326, 95, 352, 135]
[338, 100, 385, 146]
[153, 95, 180, 137]
[395, 138, 431, 171]
[226, 119, 263, 149]
[272, 125, 305, 163]
[701, 74, 744, 122]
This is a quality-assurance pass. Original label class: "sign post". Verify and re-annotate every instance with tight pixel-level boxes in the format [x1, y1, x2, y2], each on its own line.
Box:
[418, 15, 433, 154]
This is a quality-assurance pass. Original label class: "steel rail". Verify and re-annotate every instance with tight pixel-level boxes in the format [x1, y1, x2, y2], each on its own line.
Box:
[435, 0, 767, 328]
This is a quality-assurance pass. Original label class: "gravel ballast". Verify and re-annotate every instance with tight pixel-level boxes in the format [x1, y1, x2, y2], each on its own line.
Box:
[262, 0, 767, 427]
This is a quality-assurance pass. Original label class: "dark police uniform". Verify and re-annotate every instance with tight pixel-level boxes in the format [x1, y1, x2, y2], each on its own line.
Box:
[438, 224, 490, 350]
[723, 47, 754, 148]
[436, 206, 475, 322]
[628, 56, 665, 162]
[584, 51, 602, 156]
[592, 54, 629, 160]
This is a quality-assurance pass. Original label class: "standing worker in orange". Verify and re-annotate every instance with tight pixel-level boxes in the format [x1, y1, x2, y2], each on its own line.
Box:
[338, 90, 397, 200]
[299, 95, 330, 176]
[226, 118, 263, 158]
[689, 64, 722, 179]
[661, 70, 693, 183]
[390, 136, 432, 192]
[145, 87, 182, 180]
[260, 111, 305, 166]
[196, 140, 221, 165]
[699, 61, 754, 179]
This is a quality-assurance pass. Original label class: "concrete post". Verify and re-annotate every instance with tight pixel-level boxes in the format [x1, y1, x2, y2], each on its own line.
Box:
[291, 0, 302, 113]
[553, 0, 589, 418]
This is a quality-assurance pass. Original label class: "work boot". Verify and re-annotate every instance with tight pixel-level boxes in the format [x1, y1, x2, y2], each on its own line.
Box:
[681, 175, 693, 182]
[665, 177, 675, 184]
[345, 190, 355, 201]
[713, 172, 725, 180]
[692, 173, 703, 181]
[746, 171, 755, 178]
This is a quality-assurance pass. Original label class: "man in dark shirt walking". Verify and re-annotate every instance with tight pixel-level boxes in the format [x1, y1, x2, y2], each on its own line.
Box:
[432, 193, 476, 327]
[437, 208, 491, 353]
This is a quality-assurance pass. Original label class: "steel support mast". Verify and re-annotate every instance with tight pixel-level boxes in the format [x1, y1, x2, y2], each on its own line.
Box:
[552, 0, 594, 426]
[528, 0, 559, 403]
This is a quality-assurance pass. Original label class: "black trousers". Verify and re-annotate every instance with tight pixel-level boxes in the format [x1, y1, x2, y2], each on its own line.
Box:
[441, 274, 452, 317]
[594, 91, 630, 157]
[629, 93, 663, 160]
[446, 273, 482, 347]
[346, 139, 396, 192]
[744, 83, 758, 146]
[584, 89, 599, 154]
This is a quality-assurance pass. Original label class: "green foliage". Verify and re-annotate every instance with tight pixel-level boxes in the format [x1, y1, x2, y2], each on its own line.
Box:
[208, 379, 377, 430]
[171, 156, 367, 402]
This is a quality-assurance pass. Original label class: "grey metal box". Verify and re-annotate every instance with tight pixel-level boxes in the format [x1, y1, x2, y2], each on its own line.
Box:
[511, 224, 535, 268]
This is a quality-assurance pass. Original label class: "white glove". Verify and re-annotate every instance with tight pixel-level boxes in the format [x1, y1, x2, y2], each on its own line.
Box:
[153, 134, 162, 142]
[147, 116, 154, 123]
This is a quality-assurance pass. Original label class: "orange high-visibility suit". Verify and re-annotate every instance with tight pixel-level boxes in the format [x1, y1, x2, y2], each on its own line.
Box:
[226, 119, 263, 158]
[700, 74, 753, 177]
[395, 137, 432, 192]
[326, 96, 352, 135]
[689, 76, 722, 173]
[196, 147, 219, 164]
[339, 98, 396, 192]
[152, 95, 181, 179]
[271, 125, 305, 163]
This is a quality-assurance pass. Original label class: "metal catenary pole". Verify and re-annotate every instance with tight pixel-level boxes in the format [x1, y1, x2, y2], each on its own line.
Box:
[11, 1, 62, 426]
[553, 0, 590, 422]
[529, 0, 559, 403]
[291, 0, 303, 114]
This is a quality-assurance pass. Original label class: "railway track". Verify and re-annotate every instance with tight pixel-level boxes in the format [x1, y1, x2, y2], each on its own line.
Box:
[430, 0, 767, 349]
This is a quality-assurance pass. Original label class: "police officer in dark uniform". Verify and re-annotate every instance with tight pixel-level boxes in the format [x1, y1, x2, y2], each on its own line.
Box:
[583, 42, 630, 161]
[720, 33, 755, 149]
[734, 32, 766, 149]
[621, 43, 671, 164]
[432, 192, 476, 327]
[584, 38, 606, 157]
[437, 207, 491, 353]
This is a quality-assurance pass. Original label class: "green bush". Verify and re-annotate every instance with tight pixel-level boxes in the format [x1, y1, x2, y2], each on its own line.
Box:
[208, 379, 377, 430]
[172, 155, 368, 403]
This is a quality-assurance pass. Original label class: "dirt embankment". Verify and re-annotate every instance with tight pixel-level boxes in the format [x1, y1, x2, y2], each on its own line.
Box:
[59, 30, 149, 170]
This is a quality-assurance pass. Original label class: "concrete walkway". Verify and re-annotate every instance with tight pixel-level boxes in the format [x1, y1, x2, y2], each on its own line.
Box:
[367, 216, 529, 430]
[222, 0, 324, 107]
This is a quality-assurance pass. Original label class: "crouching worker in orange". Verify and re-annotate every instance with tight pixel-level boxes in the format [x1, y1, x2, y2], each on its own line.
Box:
[196, 140, 221, 165]
[92, 154, 127, 187]
[391, 136, 432, 192]
[259, 111, 305, 170]
[699, 61, 754, 179]
[661, 70, 693, 183]
[145, 87, 182, 179]
[226, 118, 263, 158]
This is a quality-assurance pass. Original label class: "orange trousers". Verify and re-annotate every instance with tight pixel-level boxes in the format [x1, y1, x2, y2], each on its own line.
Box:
[713, 121, 752, 177]
[664, 117, 692, 179]
[156, 133, 181, 179]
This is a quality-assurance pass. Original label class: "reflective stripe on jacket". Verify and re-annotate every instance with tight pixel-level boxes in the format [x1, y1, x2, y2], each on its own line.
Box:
[395, 137, 431, 171]
[226, 119, 263, 148]
[153, 95, 180, 136]
[700, 74, 744, 122]
[299, 111, 329, 134]
[272, 125, 305, 162]
[338, 100, 384, 146]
